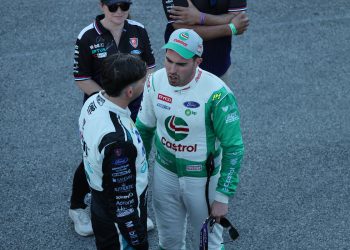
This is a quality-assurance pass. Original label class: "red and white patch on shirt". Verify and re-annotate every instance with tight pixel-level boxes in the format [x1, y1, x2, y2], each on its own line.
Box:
[129, 38, 138, 48]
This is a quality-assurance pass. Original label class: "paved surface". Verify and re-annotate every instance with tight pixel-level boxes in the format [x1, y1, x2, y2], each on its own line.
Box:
[0, 0, 349, 249]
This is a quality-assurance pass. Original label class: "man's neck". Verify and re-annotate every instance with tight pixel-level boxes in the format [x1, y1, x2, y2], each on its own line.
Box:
[103, 92, 128, 109]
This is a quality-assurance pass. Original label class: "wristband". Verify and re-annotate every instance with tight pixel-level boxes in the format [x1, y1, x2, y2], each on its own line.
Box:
[228, 23, 237, 35]
[199, 12, 206, 25]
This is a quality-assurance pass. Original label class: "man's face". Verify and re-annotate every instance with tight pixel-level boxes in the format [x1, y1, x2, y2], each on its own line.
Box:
[164, 49, 201, 86]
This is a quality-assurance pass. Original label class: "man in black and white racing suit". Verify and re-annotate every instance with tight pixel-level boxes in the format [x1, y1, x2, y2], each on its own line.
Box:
[79, 53, 149, 249]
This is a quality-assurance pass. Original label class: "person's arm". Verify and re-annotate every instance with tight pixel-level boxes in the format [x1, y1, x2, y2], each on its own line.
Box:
[101, 139, 148, 249]
[164, 0, 248, 40]
[139, 26, 156, 71]
[171, 12, 248, 41]
[168, 0, 235, 26]
[210, 88, 244, 220]
[73, 35, 101, 95]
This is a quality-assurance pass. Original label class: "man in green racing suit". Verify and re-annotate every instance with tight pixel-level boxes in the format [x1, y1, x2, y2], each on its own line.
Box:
[136, 28, 244, 249]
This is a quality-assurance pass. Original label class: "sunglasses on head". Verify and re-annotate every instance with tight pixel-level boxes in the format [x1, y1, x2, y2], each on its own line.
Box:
[107, 2, 131, 12]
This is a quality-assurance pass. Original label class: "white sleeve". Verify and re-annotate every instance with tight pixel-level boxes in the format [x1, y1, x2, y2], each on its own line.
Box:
[137, 73, 157, 128]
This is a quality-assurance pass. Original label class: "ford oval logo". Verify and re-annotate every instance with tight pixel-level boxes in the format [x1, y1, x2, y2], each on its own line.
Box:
[183, 101, 200, 108]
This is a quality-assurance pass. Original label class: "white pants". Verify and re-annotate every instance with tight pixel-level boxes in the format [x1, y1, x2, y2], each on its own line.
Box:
[152, 162, 223, 250]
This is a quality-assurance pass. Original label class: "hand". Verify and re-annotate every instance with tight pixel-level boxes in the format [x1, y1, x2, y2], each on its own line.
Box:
[231, 12, 249, 35]
[168, 0, 201, 25]
[210, 200, 228, 224]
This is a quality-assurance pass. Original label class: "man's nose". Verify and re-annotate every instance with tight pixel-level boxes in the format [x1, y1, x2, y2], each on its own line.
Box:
[168, 63, 177, 73]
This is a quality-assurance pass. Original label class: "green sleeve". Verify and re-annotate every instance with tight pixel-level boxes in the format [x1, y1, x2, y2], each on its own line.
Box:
[135, 118, 156, 159]
[211, 88, 244, 198]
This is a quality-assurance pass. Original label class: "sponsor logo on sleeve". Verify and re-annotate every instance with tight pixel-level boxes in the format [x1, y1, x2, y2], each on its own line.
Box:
[225, 112, 239, 123]
[212, 93, 222, 101]
[221, 104, 235, 113]
[222, 168, 236, 192]
[96, 95, 105, 106]
[87, 101, 97, 114]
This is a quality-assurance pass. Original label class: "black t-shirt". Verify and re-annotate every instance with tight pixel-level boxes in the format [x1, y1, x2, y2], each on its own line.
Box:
[73, 15, 155, 120]
[162, 0, 246, 77]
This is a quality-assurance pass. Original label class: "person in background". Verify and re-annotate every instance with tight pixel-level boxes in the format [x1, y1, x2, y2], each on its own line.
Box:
[136, 28, 245, 249]
[162, 0, 249, 89]
[70, 0, 155, 236]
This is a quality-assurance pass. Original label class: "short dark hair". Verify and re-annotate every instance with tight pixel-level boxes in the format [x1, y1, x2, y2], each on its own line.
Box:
[101, 53, 147, 97]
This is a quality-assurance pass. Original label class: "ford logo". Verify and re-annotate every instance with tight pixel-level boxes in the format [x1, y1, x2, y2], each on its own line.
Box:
[183, 101, 200, 108]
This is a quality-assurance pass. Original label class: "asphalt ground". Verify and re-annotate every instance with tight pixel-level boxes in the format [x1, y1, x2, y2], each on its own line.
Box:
[0, 0, 349, 249]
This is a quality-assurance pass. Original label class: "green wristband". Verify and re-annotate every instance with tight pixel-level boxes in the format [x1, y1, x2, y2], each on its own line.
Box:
[228, 23, 237, 35]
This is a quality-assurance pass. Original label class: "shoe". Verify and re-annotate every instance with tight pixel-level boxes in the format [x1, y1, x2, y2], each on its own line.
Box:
[69, 208, 94, 236]
[147, 217, 154, 231]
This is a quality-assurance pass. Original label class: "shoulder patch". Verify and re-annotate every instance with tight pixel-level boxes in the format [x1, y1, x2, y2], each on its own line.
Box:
[211, 87, 226, 100]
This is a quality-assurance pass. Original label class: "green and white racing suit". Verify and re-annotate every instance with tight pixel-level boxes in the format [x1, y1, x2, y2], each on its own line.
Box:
[136, 67, 244, 249]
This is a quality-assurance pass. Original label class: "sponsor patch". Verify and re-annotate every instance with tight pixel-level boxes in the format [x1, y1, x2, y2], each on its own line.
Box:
[87, 101, 97, 114]
[186, 165, 202, 171]
[225, 112, 239, 123]
[116, 193, 134, 200]
[117, 208, 134, 218]
[183, 101, 200, 108]
[129, 38, 138, 48]
[130, 49, 141, 55]
[212, 93, 222, 101]
[112, 157, 129, 166]
[157, 103, 171, 110]
[165, 116, 189, 141]
[230, 158, 238, 165]
[158, 93, 172, 103]
[97, 52, 107, 58]
[114, 184, 134, 192]
[221, 104, 235, 112]
[114, 148, 123, 157]
[185, 109, 197, 116]
[96, 95, 105, 106]
[141, 161, 148, 173]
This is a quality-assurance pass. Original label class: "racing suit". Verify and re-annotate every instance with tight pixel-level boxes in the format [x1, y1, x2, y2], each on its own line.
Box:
[136, 67, 244, 249]
[79, 92, 149, 249]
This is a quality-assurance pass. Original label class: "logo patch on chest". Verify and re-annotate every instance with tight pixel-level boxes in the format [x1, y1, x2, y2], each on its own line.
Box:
[158, 93, 172, 103]
[129, 37, 138, 48]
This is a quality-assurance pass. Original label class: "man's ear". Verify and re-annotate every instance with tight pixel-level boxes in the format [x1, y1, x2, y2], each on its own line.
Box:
[195, 57, 203, 66]
[125, 85, 134, 98]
